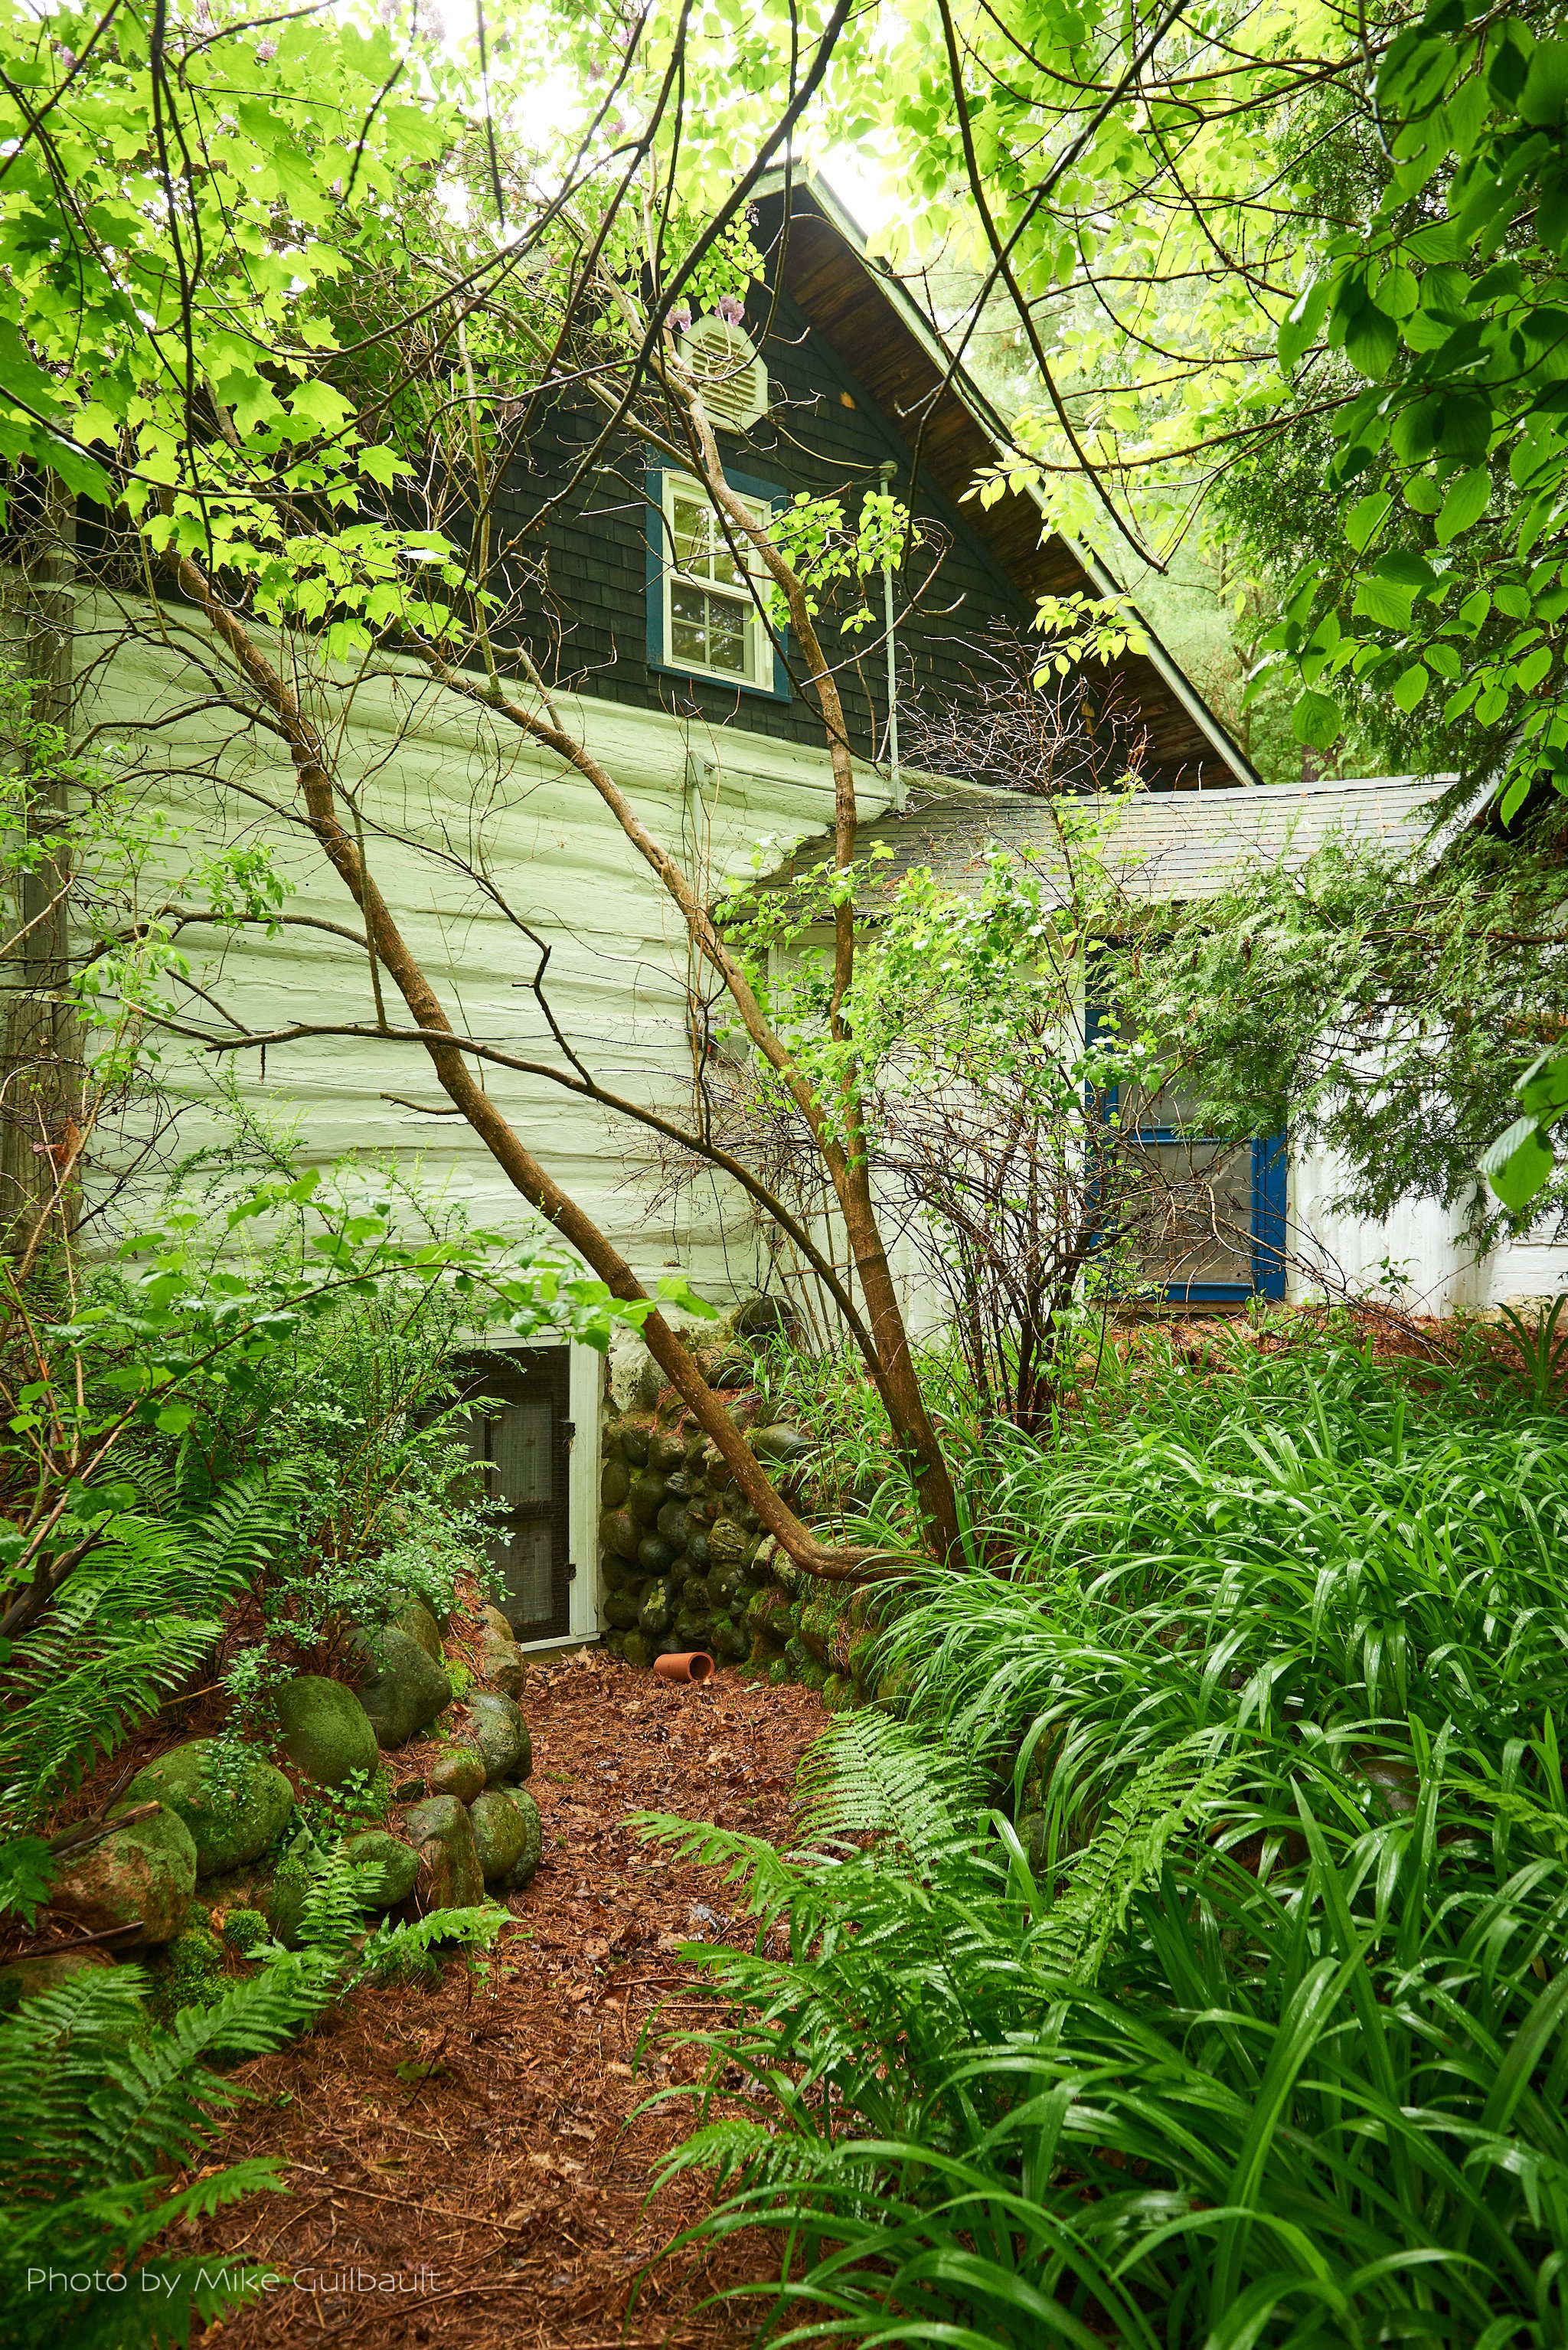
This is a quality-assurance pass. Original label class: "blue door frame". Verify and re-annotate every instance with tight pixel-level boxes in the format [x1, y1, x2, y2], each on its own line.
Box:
[1086, 1005, 1286, 1304]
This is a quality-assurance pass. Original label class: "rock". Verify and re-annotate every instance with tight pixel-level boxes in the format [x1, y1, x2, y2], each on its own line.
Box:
[478, 1639, 524, 1698]
[351, 1627, 452, 1748]
[0, 1946, 115, 2013]
[750, 1423, 815, 1464]
[124, 1740, 294, 1878]
[492, 1786, 543, 1891]
[622, 1631, 652, 1669]
[343, 1830, 420, 1910]
[600, 1508, 641, 1563]
[273, 1675, 380, 1789]
[388, 1595, 445, 1663]
[630, 1472, 668, 1525]
[655, 1501, 689, 1548]
[203, 1856, 309, 1946]
[604, 1589, 640, 1630]
[406, 1794, 485, 1911]
[469, 1789, 530, 1881]
[479, 1603, 519, 1647]
[46, 1804, 198, 1946]
[707, 1518, 756, 1568]
[732, 1295, 795, 1341]
[619, 1422, 652, 1466]
[600, 1456, 632, 1510]
[428, 1745, 487, 1803]
[465, 1691, 530, 1783]
[639, 1582, 674, 1636]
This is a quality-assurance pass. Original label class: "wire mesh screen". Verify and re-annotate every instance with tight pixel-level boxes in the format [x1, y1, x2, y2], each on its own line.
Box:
[452, 1347, 572, 1642]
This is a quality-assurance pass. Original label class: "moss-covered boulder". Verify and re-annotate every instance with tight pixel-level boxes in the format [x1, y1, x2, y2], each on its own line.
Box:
[125, 1740, 293, 1878]
[389, 1593, 444, 1663]
[404, 1793, 485, 1910]
[351, 1627, 452, 1749]
[465, 1691, 530, 1783]
[45, 1803, 198, 1946]
[274, 1675, 380, 1789]
[0, 1946, 116, 2013]
[428, 1745, 487, 1803]
[491, 1786, 543, 1892]
[469, 1788, 530, 1881]
[343, 1829, 420, 1910]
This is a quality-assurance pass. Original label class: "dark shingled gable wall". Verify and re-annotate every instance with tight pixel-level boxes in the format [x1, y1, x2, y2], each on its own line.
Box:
[492, 283, 1031, 764]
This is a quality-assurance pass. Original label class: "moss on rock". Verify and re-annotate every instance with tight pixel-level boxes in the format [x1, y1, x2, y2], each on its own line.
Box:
[274, 1674, 381, 1789]
[125, 1740, 294, 1878]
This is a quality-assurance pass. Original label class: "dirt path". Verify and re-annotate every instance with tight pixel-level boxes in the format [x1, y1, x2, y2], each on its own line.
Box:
[187, 1652, 828, 2348]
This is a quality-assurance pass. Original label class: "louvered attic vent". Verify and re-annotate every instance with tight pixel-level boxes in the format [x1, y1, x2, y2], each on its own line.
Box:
[679, 315, 768, 433]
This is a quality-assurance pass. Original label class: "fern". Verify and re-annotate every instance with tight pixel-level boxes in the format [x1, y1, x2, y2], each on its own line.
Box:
[1022, 1734, 1234, 1987]
[0, 1472, 298, 1825]
[0, 1835, 512, 2348]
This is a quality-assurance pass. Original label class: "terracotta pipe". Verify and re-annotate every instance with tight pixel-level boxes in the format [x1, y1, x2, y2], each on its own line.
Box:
[654, 1651, 714, 1685]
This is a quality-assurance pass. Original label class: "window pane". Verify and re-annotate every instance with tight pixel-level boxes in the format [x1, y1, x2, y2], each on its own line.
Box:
[670, 484, 751, 588]
[670, 581, 707, 664]
[1121, 1139, 1253, 1289]
[708, 595, 746, 672]
[671, 491, 712, 576]
[1116, 1025, 1210, 1130]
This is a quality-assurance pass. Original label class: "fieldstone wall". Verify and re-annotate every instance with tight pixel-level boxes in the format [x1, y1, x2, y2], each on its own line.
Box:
[597, 1326, 891, 1703]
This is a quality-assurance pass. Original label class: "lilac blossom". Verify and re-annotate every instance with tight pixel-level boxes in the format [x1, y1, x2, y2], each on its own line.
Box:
[254, 38, 277, 60]
[714, 293, 745, 327]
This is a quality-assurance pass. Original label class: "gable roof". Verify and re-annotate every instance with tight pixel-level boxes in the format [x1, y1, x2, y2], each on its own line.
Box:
[838, 772, 1452, 904]
[750, 171, 1259, 795]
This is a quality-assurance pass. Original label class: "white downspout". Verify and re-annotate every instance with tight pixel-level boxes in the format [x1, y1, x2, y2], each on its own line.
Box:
[878, 461, 905, 812]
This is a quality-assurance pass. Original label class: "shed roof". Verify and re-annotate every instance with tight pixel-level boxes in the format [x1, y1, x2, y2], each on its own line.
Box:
[750, 172, 1258, 795]
[767, 773, 1454, 904]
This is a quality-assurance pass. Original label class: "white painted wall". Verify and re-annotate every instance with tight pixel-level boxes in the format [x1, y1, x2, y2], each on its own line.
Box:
[1287, 1145, 1568, 1312]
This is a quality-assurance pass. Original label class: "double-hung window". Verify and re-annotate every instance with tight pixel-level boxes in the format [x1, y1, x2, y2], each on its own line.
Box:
[646, 469, 786, 697]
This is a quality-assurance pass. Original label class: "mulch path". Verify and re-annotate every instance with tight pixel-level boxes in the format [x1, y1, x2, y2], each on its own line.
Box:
[181, 1651, 827, 2348]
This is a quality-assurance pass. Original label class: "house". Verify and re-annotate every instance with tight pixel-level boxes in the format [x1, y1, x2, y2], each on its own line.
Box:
[64, 172, 1553, 1652]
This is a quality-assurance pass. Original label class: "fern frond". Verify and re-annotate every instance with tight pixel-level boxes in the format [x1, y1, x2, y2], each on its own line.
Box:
[1027, 1734, 1235, 1988]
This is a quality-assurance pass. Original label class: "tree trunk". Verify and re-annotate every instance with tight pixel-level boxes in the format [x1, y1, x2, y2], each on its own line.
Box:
[1, 474, 80, 1258]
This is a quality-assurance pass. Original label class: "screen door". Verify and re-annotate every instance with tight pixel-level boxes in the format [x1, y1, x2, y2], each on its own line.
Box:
[452, 1347, 573, 1642]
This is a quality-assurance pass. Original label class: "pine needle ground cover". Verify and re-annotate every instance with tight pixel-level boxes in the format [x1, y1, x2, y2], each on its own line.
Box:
[640, 1325, 1568, 2347]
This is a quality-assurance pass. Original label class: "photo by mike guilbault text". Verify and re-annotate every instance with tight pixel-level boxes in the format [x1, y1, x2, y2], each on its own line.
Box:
[26, 2263, 442, 2298]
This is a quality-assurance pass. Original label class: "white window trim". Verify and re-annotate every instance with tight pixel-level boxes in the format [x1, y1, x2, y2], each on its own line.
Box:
[658, 469, 773, 691]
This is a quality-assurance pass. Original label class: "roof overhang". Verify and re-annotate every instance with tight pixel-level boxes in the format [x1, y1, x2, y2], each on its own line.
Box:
[750, 168, 1261, 793]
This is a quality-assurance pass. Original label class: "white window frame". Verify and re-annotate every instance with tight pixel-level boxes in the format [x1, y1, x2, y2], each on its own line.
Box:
[657, 469, 773, 691]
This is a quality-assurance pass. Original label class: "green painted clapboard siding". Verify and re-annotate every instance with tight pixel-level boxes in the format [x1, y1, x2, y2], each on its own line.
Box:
[72, 596, 890, 1298]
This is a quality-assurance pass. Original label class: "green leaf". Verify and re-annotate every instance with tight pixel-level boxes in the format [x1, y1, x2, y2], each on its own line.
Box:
[1435, 465, 1491, 543]
[1344, 302, 1398, 379]
[1293, 689, 1342, 747]
[1519, 1047, 1568, 1120]
[1521, 36, 1568, 123]
[1481, 1116, 1556, 1210]
[1279, 279, 1328, 374]
[1353, 574, 1417, 630]
[1392, 663, 1430, 711]
[1344, 491, 1393, 552]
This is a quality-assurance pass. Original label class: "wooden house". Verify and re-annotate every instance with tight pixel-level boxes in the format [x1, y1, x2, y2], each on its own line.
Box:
[68, 171, 1559, 1649]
